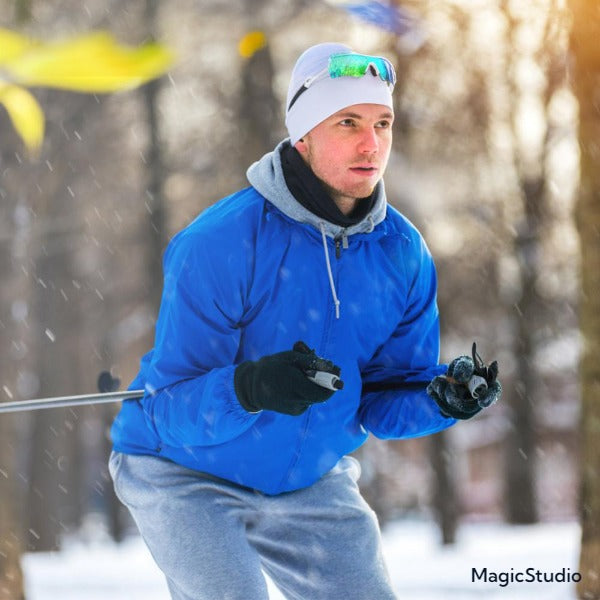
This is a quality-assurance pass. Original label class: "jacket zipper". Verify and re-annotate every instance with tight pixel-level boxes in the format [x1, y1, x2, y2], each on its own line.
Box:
[334, 231, 349, 259]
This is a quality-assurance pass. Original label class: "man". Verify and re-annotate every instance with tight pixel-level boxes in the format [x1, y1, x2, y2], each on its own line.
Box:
[109, 42, 501, 599]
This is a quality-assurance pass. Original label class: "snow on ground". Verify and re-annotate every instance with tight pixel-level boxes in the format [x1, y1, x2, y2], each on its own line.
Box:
[22, 520, 580, 599]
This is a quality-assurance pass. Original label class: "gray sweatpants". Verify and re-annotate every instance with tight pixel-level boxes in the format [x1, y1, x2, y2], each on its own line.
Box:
[109, 451, 396, 600]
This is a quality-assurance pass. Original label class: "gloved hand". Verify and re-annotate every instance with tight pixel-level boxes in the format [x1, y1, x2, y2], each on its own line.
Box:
[234, 342, 341, 416]
[426, 343, 502, 420]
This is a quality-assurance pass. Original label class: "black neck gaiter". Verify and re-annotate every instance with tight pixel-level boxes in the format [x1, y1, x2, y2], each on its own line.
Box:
[280, 144, 376, 228]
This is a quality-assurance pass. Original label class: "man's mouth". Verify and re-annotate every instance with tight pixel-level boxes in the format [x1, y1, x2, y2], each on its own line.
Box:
[349, 166, 378, 176]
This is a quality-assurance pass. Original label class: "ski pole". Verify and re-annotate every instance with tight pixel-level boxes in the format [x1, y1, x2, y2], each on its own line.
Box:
[0, 389, 144, 414]
[0, 371, 142, 414]
[0, 351, 346, 414]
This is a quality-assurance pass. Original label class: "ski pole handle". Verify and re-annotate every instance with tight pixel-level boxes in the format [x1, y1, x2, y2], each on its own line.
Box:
[467, 375, 488, 399]
[292, 340, 344, 392]
[305, 370, 344, 391]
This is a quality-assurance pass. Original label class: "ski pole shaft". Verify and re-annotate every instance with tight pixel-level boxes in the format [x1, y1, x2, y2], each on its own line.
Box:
[0, 389, 143, 414]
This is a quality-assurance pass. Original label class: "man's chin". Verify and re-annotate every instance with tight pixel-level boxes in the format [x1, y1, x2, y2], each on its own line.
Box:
[322, 179, 379, 206]
[347, 183, 378, 200]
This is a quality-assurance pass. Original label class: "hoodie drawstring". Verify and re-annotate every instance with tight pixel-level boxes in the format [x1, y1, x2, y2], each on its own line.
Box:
[319, 222, 341, 319]
[366, 215, 375, 233]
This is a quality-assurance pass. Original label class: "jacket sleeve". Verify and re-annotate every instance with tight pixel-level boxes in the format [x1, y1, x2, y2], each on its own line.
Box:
[135, 223, 260, 448]
[358, 233, 456, 439]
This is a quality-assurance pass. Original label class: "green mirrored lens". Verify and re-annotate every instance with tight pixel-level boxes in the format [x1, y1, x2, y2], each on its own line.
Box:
[329, 54, 368, 78]
[328, 53, 395, 85]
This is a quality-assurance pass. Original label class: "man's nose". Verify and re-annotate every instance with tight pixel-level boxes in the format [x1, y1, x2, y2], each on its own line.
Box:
[358, 127, 378, 153]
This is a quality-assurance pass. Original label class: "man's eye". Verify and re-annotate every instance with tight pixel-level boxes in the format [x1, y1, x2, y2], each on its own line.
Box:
[339, 119, 355, 126]
[376, 120, 391, 128]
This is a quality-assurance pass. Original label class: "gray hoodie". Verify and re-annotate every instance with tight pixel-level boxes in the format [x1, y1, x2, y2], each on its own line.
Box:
[246, 139, 388, 239]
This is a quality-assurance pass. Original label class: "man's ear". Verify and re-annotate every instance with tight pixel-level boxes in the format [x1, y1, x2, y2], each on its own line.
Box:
[295, 137, 307, 155]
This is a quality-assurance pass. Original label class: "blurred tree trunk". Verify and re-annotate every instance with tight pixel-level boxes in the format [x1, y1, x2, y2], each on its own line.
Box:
[0, 2, 34, 593]
[26, 217, 77, 551]
[14, 0, 32, 24]
[27, 249, 82, 550]
[0, 292, 26, 598]
[500, 1, 566, 524]
[503, 202, 540, 525]
[143, 0, 169, 314]
[569, 1, 600, 597]
[429, 432, 458, 544]
[238, 2, 281, 161]
[500, 0, 539, 524]
[0, 134, 28, 598]
[0, 421, 24, 600]
[239, 42, 280, 159]
[25, 91, 99, 551]
[0, 411, 24, 600]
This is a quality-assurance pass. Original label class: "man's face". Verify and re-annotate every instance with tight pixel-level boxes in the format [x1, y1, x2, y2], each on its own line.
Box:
[295, 103, 393, 210]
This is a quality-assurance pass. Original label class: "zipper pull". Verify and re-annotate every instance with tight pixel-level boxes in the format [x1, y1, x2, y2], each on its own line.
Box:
[335, 237, 341, 259]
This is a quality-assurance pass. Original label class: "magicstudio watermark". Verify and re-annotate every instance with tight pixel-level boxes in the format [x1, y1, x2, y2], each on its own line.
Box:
[472, 566, 582, 588]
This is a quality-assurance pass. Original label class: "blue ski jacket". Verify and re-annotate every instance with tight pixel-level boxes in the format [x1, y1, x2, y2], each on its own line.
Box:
[111, 140, 456, 495]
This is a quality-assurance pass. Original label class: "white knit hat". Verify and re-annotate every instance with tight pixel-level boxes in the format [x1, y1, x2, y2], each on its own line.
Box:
[285, 43, 395, 145]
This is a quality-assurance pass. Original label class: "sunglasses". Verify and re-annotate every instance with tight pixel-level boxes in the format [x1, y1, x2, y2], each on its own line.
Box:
[288, 52, 396, 111]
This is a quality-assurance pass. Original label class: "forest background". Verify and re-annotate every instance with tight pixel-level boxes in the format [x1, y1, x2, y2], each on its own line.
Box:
[0, 0, 599, 598]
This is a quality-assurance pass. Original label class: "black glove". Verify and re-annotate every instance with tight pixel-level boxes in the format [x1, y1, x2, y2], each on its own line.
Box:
[234, 342, 341, 416]
[426, 343, 502, 420]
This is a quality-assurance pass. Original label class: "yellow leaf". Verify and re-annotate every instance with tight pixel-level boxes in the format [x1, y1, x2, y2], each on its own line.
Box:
[4, 31, 174, 92]
[0, 82, 45, 152]
[238, 31, 267, 59]
[0, 28, 37, 65]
